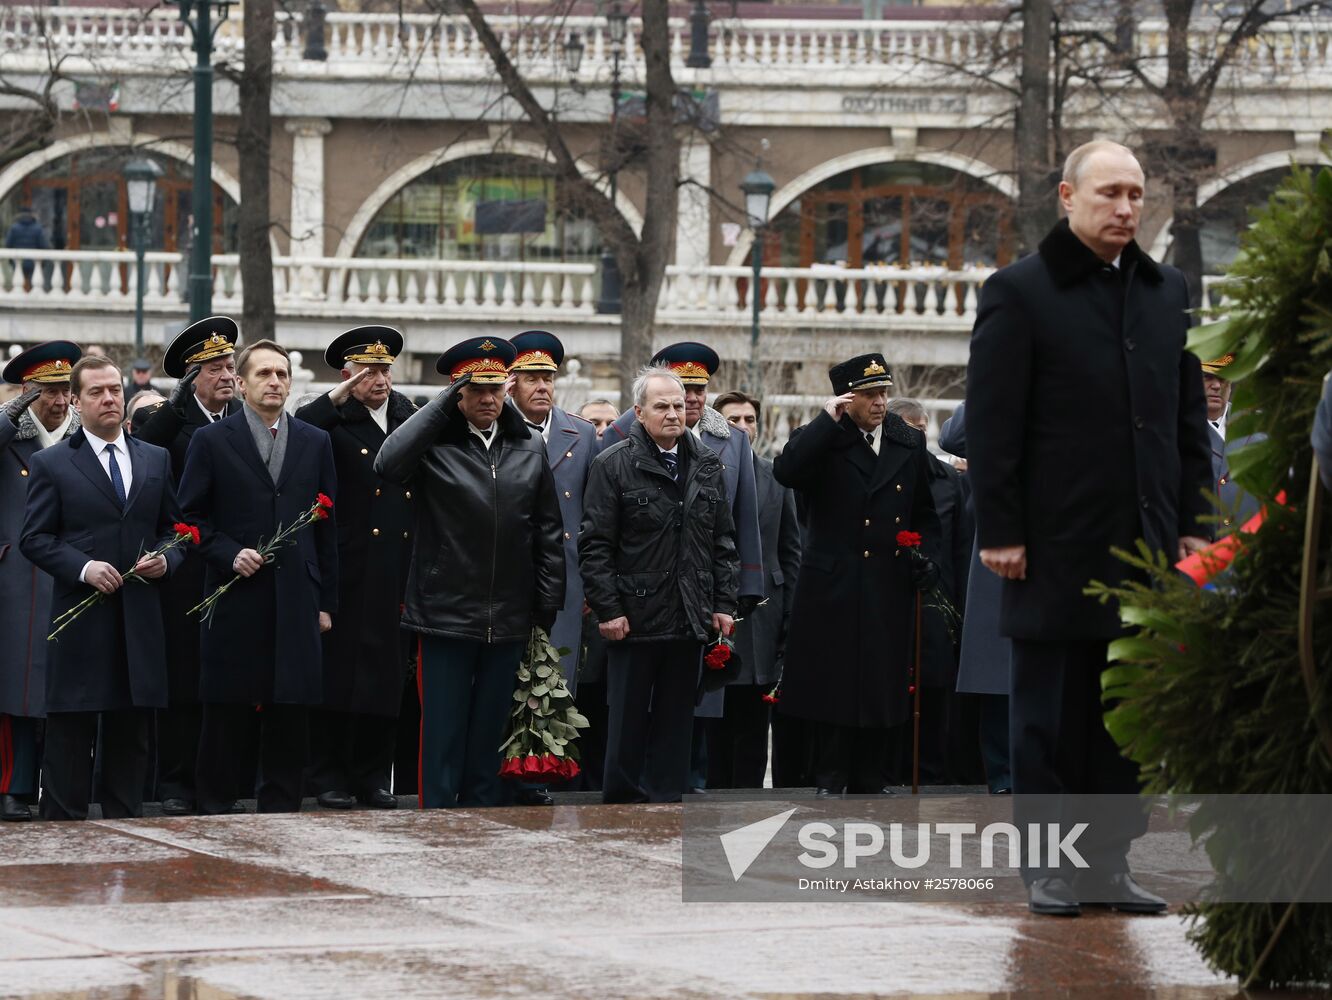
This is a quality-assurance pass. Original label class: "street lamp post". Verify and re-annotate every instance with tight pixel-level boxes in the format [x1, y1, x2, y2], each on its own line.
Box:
[168, 0, 232, 323]
[740, 165, 775, 394]
[124, 158, 165, 359]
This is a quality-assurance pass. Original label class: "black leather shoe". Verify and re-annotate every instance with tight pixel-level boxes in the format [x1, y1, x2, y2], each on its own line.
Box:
[1, 794, 32, 822]
[1074, 872, 1167, 914]
[1028, 876, 1081, 917]
[229, 801, 247, 814]
[877, 786, 897, 795]
[359, 788, 398, 810]
[317, 790, 356, 810]
[814, 787, 838, 797]
[161, 797, 193, 816]
[514, 787, 554, 806]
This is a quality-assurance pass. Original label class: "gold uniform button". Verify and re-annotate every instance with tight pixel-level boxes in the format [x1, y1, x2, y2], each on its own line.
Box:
[894, 516, 902, 524]
[895, 549, 901, 557]
[372, 528, 380, 536]
[20, 469, 28, 477]
[863, 519, 871, 527]
[375, 488, 382, 496]
[405, 491, 412, 500]
[1222, 518, 1233, 527]
[895, 484, 903, 493]
[1218, 476, 1228, 485]
[564, 531, 572, 540]
[403, 531, 409, 539]
[564, 490, 572, 499]
[360, 448, 369, 455]
[566, 451, 573, 459]
[863, 550, 870, 558]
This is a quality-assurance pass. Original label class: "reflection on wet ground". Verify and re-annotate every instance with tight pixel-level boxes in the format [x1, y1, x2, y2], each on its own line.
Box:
[0, 803, 1326, 999]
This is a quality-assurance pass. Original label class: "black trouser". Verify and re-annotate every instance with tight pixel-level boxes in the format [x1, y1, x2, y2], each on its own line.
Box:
[41, 710, 149, 821]
[1010, 638, 1147, 883]
[814, 721, 895, 794]
[603, 640, 700, 804]
[308, 709, 396, 799]
[196, 703, 309, 815]
[978, 693, 1012, 792]
[771, 712, 815, 789]
[573, 679, 608, 792]
[156, 702, 202, 804]
[393, 679, 421, 795]
[705, 684, 771, 789]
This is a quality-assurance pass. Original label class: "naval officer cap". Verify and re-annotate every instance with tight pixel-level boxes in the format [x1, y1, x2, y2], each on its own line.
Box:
[509, 330, 565, 372]
[1200, 354, 1236, 376]
[2, 341, 81, 385]
[163, 316, 240, 378]
[436, 336, 516, 385]
[325, 326, 404, 371]
[829, 353, 893, 394]
[651, 342, 720, 387]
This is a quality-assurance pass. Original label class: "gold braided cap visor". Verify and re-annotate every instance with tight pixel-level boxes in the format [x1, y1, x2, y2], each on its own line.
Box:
[22, 358, 74, 384]
[450, 358, 509, 384]
[343, 341, 397, 366]
[667, 360, 712, 386]
[510, 350, 559, 372]
[184, 332, 237, 366]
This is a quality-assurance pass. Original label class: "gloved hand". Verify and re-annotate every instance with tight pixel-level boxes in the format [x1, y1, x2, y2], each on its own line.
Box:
[533, 608, 557, 634]
[2, 386, 40, 426]
[912, 556, 940, 592]
[169, 366, 201, 413]
[435, 373, 472, 415]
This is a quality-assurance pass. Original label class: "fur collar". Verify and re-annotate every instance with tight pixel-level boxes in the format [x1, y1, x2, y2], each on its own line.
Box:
[697, 404, 731, 440]
[1038, 218, 1163, 289]
[15, 408, 80, 443]
[339, 390, 416, 427]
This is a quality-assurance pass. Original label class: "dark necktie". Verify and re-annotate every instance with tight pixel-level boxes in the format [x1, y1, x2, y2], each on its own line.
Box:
[211, 412, 221, 423]
[660, 451, 679, 481]
[270, 426, 278, 439]
[865, 431, 874, 449]
[105, 442, 127, 508]
[526, 420, 544, 432]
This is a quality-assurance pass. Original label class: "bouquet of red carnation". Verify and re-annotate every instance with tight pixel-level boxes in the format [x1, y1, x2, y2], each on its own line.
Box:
[499, 626, 589, 781]
[190, 494, 333, 625]
[896, 529, 961, 639]
[698, 634, 742, 695]
[49, 522, 200, 641]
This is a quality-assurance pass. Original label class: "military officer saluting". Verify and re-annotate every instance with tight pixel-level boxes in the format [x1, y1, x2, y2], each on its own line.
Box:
[773, 353, 941, 795]
[134, 316, 243, 815]
[0, 342, 81, 821]
[296, 327, 417, 810]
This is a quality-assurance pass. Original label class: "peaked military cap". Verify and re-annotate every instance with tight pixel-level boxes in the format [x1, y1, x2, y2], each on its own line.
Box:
[436, 336, 516, 385]
[3, 341, 81, 385]
[651, 342, 719, 386]
[325, 326, 403, 370]
[829, 353, 893, 394]
[509, 330, 564, 372]
[1200, 354, 1235, 376]
[163, 316, 239, 378]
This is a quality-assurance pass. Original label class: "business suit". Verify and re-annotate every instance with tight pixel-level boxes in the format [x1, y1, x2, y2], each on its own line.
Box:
[21, 430, 184, 819]
[178, 408, 338, 813]
[134, 393, 242, 807]
[707, 454, 802, 788]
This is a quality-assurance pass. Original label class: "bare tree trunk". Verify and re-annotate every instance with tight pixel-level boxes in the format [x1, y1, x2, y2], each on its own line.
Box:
[1016, 0, 1056, 255]
[238, 0, 275, 339]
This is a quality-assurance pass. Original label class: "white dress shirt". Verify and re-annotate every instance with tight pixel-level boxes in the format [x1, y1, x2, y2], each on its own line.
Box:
[78, 430, 134, 584]
[468, 421, 497, 450]
[194, 394, 226, 424]
[863, 424, 881, 455]
[367, 400, 389, 435]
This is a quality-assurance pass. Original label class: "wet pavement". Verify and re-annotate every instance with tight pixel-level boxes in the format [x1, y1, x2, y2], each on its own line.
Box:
[0, 801, 1326, 999]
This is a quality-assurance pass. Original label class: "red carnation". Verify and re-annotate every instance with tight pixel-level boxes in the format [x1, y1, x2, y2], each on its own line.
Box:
[704, 642, 732, 670]
[896, 530, 922, 548]
[173, 523, 201, 545]
[316, 493, 334, 510]
[313, 507, 329, 521]
[761, 692, 779, 705]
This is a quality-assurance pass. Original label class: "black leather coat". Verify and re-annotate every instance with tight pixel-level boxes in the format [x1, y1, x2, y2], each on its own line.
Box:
[374, 391, 565, 644]
[578, 421, 739, 643]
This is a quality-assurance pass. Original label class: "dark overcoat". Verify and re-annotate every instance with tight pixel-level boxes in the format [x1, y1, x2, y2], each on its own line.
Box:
[539, 405, 598, 690]
[0, 411, 77, 718]
[773, 411, 941, 729]
[133, 394, 242, 706]
[296, 390, 415, 717]
[939, 403, 1010, 696]
[966, 220, 1213, 640]
[919, 454, 971, 689]
[178, 411, 339, 706]
[732, 455, 801, 687]
[20, 431, 184, 713]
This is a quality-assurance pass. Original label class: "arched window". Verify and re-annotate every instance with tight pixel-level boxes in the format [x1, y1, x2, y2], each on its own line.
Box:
[355, 155, 601, 263]
[759, 161, 1014, 270]
[1170, 167, 1291, 274]
[0, 147, 238, 254]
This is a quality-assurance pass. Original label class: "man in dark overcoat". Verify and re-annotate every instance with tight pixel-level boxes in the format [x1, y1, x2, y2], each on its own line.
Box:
[966, 140, 1213, 916]
[178, 340, 339, 815]
[296, 327, 416, 810]
[375, 337, 565, 809]
[579, 367, 739, 804]
[889, 397, 973, 784]
[0, 341, 81, 821]
[21, 356, 185, 820]
[710, 390, 802, 789]
[133, 316, 242, 815]
[773, 354, 941, 796]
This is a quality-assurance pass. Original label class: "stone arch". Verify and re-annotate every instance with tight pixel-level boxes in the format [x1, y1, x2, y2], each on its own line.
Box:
[1146, 147, 1331, 260]
[334, 138, 644, 260]
[723, 147, 1016, 268]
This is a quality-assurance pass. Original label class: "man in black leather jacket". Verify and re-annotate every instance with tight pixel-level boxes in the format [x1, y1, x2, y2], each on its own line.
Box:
[579, 366, 740, 803]
[375, 337, 565, 808]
